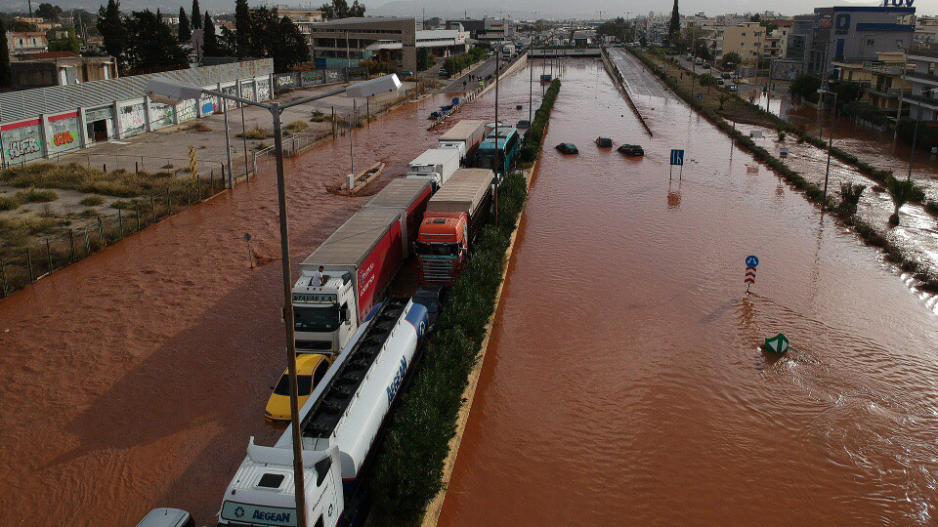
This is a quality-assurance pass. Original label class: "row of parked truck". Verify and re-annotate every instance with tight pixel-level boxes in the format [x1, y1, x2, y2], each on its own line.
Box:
[215, 119, 519, 527]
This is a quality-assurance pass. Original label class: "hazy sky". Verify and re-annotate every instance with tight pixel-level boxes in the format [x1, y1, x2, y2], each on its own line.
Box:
[366, 0, 936, 18]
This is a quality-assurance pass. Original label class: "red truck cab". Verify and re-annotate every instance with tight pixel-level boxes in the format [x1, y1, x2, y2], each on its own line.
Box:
[416, 213, 470, 286]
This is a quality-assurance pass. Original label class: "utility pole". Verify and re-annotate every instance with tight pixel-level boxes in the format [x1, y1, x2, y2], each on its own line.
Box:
[222, 98, 233, 188]
[894, 94, 903, 144]
[907, 117, 920, 183]
[529, 53, 533, 124]
[495, 49, 500, 178]
[820, 88, 837, 211]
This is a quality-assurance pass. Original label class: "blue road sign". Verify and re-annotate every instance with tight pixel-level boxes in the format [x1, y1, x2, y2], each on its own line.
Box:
[746, 255, 759, 268]
[670, 149, 685, 166]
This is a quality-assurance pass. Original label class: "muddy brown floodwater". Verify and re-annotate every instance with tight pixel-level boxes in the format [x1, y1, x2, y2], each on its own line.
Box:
[439, 58, 938, 526]
[0, 64, 540, 527]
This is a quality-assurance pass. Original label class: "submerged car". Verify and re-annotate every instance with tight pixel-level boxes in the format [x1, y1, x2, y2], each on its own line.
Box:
[265, 354, 332, 421]
[556, 143, 579, 155]
[595, 136, 614, 149]
[413, 286, 447, 332]
[618, 144, 645, 156]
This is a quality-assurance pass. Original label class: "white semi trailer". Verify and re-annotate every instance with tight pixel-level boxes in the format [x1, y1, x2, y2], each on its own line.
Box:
[218, 299, 429, 527]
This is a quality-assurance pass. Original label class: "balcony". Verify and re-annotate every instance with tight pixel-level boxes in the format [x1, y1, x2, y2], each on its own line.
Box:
[904, 72, 938, 86]
[866, 87, 902, 99]
[907, 46, 938, 60]
[903, 92, 938, 110]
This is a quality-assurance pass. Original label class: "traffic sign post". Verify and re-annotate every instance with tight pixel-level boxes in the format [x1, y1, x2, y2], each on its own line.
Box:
[670, 149, 685, 181]
[763, 333, 790, 354]
[744, 255, 758, 293]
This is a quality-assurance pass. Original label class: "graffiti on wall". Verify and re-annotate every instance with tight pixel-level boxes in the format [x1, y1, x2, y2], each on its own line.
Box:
[2, 120, 44, 164]
[176, 98, 198, 123]
[119, 102, 146, 137]
[149, 103, 176, 130]
[47, 113, 81, 155]
[256, 79, 271, 101]
[199, 92, 216, 116]
[241, 82, 256, 103]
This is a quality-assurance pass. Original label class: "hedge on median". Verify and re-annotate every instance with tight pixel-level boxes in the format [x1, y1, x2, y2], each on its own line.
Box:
[366, 83, 559, 525]
[520, 79, 561, 164]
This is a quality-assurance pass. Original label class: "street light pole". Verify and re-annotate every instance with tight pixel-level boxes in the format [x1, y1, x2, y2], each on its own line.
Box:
[907, 117, 919, 183]
[241, 102, 250, 179]
[821, 89, 837, 211]
[271, 102, 309, 527]
[529, 53, 533, 124]
[495, 48, 500, 178]
[222, 97, 234, 188]
[148, 74, 400, 527]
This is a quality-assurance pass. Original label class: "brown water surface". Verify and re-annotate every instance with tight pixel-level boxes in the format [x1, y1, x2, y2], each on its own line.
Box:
[439, 57, 938, 526]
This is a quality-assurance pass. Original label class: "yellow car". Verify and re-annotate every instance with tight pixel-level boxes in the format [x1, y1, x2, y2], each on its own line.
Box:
[265, 354, 332, 421]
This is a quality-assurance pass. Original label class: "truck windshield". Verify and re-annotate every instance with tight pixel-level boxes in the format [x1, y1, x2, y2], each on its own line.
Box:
[294, 305, 340, 332]
[416, 242, 460, 256]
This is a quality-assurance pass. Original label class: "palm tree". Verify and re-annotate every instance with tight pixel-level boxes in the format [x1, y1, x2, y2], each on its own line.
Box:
[838, 181, 865, 214]
[886, 176, 913, 226]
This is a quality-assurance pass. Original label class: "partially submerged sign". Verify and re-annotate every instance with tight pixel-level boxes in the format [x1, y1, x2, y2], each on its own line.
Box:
[764, 333, 790, 354]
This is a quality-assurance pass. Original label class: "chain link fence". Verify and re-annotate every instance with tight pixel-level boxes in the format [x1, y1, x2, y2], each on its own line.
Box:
[0, 177, 221, 297]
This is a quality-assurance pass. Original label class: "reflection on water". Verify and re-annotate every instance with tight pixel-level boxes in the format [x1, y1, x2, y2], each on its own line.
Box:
[439, 56, 938, 527]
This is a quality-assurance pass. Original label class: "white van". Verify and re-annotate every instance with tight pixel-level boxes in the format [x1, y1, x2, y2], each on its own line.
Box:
[137, 508, 195, 527]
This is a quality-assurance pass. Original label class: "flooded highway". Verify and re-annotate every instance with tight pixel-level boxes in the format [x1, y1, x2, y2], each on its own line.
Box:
[0, 62, 539, 526]
[439, 57, 938, 526]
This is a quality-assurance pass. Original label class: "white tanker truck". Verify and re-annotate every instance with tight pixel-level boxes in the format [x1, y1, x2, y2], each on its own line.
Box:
[217, 298, 428, 527]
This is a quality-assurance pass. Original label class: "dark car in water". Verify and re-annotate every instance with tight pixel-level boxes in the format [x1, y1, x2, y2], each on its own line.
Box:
[595, 136, 614, 149]
[617, 144, 645, 156]
[556, 143, 579, 155]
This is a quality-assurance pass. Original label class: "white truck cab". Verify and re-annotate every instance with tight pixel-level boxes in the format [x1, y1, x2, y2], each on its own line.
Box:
[218, 440, 344, 527]
[293, 273, 357, 354]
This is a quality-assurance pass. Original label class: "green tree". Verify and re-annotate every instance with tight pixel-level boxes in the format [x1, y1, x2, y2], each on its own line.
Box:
[348, 0, 365, 17]
[720, 52, 741, 70]
[124, 9, 188, 73]
[36, 3, 63, 21]
[191, 0, 202, 29]
[178, 7, 191, 43]
[417, 47, 431, 71]
[97, 0, 126, 67]
[203, 12, 220, 56]
[668, 0, 680, 44]
[0, 19, 11, 89]
[235, 0, 251, 57]
[272, 16, 310, 72]
[789, 73, 821, 103]
[49, 27, 80, 52]
[11, 20, 38, 31]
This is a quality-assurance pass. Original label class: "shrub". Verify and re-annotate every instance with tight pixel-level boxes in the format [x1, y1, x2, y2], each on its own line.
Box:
[237, 127, 270, 140]
[16, 188, 58, 203]
[838, 182, 865, 214]
[79, 196, 105, 207]
[285, 120, 309, 134]
[0, 194, 20, 211]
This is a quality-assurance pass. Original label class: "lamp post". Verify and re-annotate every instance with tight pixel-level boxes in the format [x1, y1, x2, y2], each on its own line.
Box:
[817, 85, 838, 210]
[146, 73, 404, 527]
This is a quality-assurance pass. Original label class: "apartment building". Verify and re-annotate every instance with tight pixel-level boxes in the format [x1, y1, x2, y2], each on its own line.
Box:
[903, 49, 938, 121]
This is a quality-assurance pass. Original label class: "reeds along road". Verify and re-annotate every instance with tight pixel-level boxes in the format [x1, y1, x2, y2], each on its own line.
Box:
[438, 58, 938, 527]
[0, 62, 543, 526]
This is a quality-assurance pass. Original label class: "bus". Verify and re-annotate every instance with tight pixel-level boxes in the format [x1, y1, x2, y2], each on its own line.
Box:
[476, 126, 520, 177]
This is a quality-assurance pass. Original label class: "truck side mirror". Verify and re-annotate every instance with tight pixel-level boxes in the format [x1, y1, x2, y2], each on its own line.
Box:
[315, 456, 332, 487]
